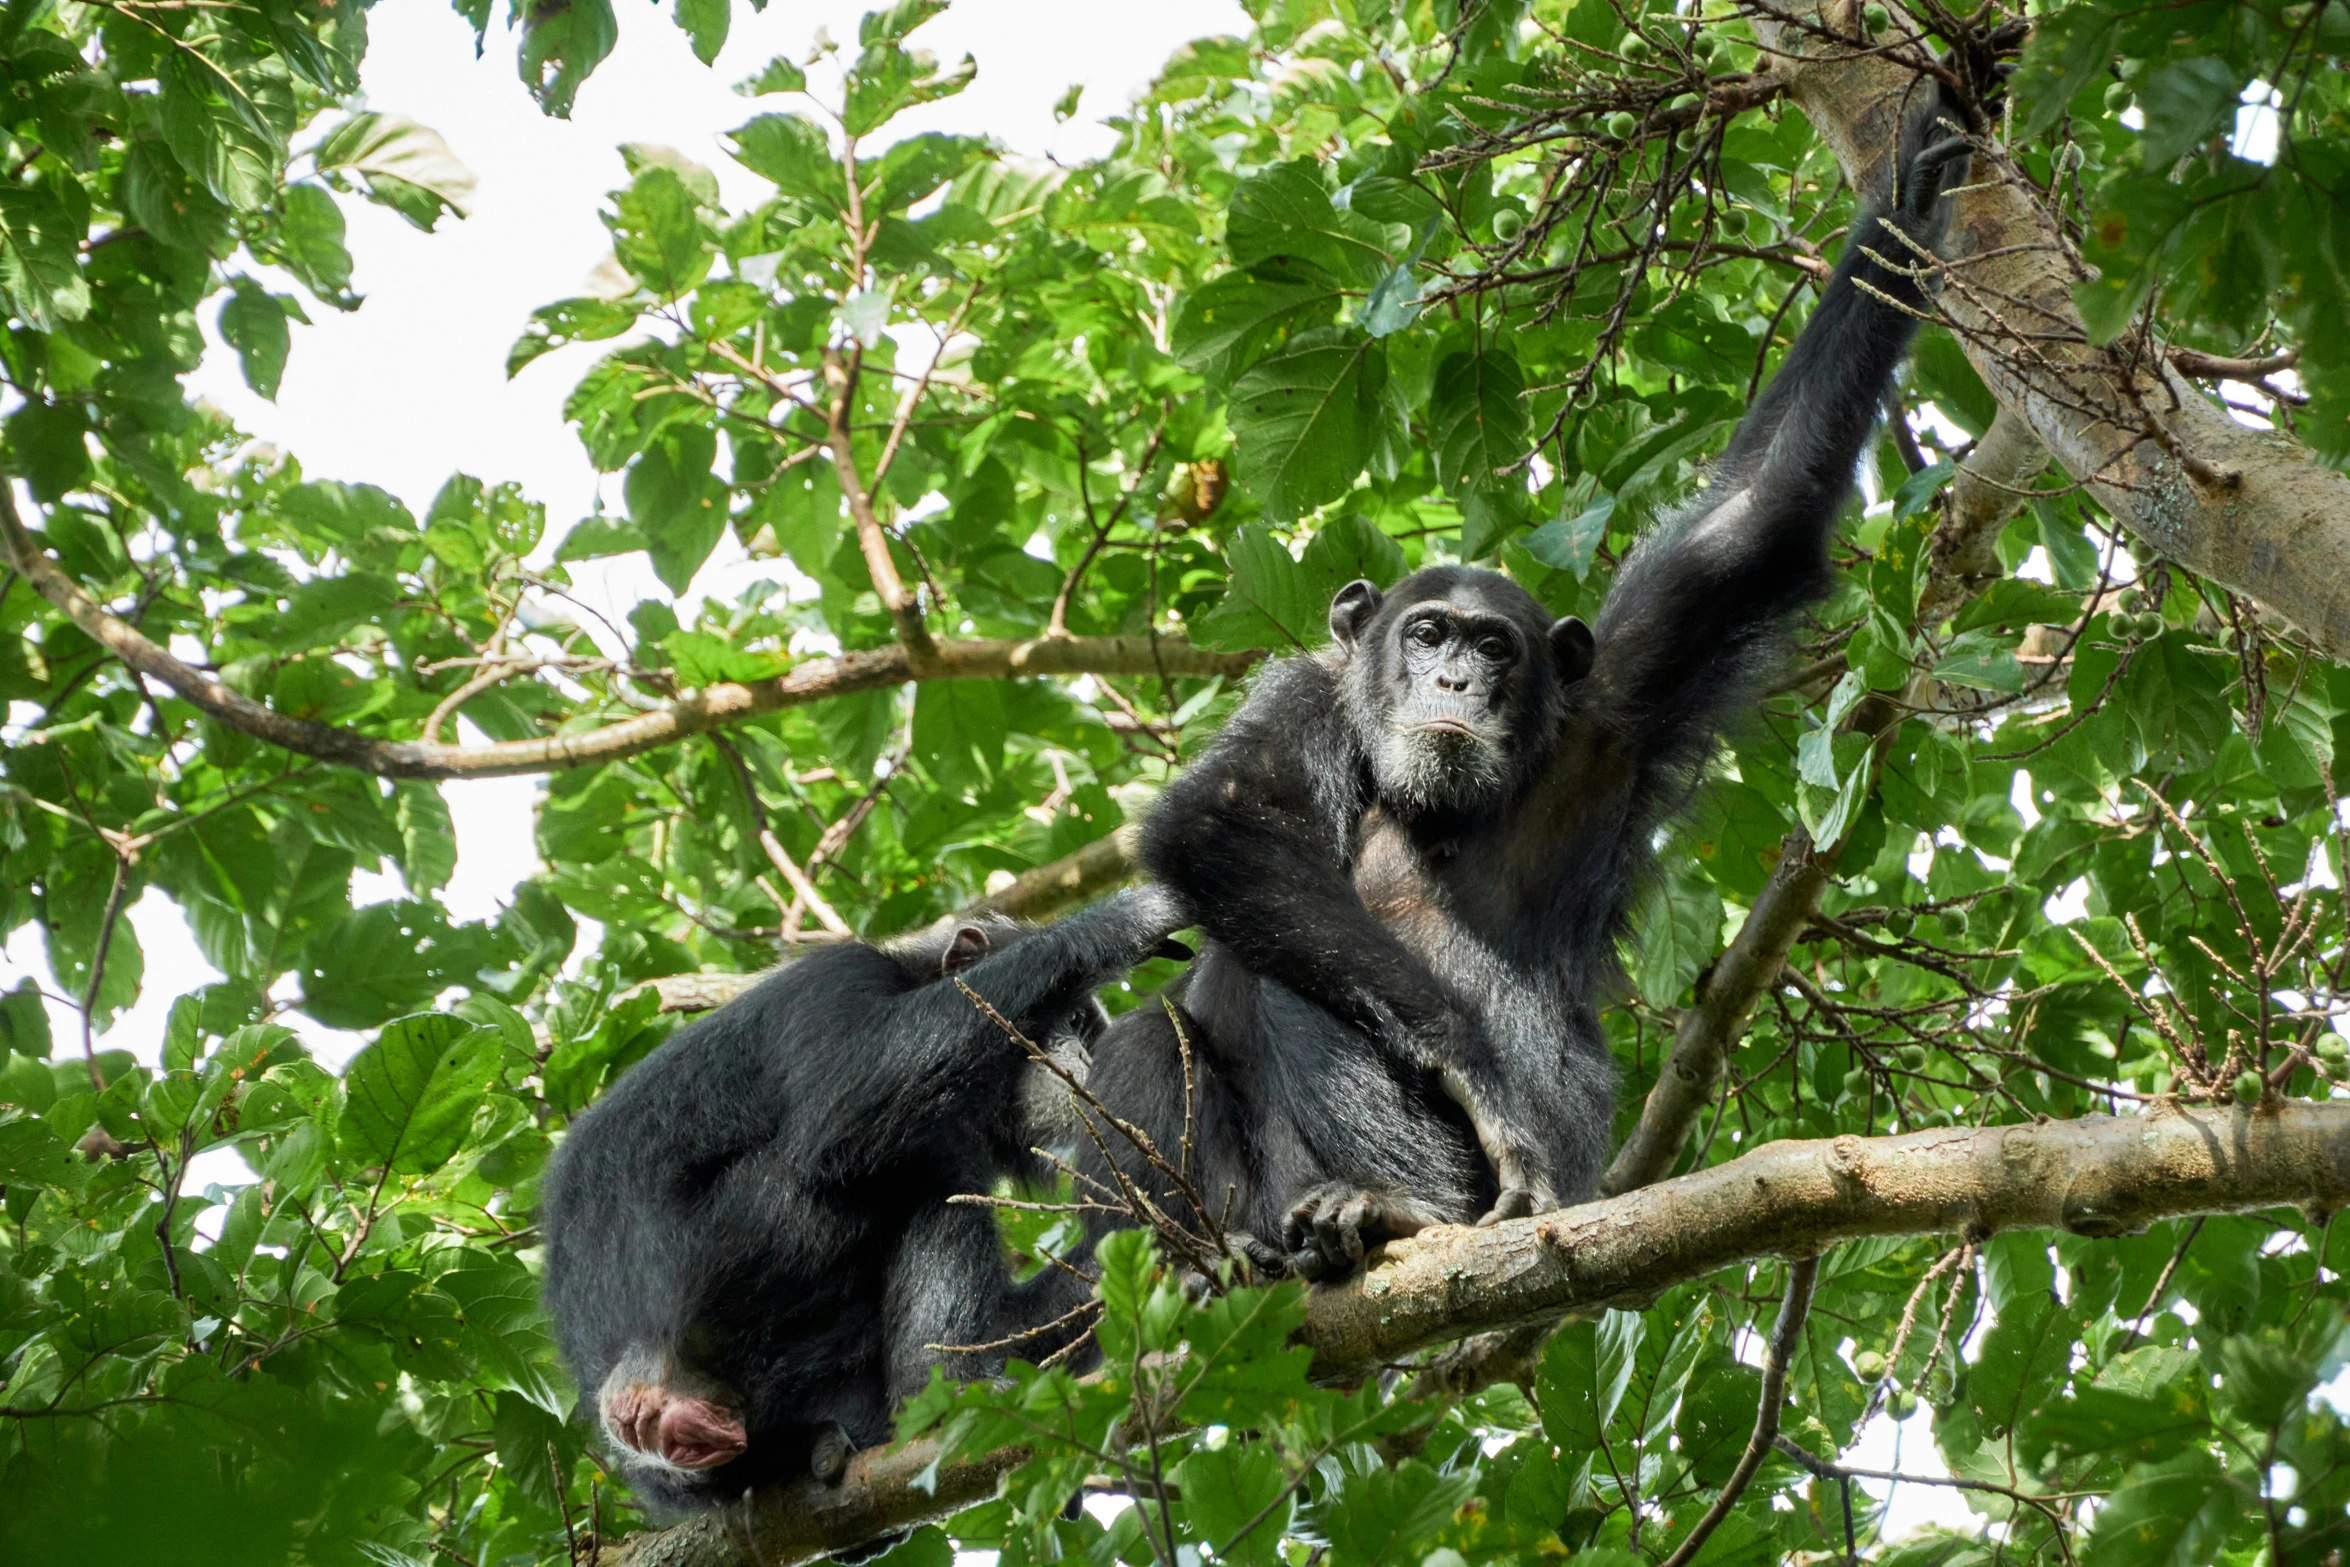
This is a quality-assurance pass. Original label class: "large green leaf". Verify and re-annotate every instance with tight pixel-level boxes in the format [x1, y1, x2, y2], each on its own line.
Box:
[335, 1014, 501, 1175]
[1226, 326, 1388, 521]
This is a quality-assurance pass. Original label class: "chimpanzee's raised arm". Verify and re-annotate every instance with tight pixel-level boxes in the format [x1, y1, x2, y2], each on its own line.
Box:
[1580, 85, 1975, 796]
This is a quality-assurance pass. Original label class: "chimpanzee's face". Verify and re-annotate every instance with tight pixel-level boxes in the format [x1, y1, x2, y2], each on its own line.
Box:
[1331, 567, 1591, 816]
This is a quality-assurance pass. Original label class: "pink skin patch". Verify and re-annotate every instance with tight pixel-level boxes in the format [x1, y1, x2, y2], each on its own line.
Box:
[604, 1383, 748, 1469]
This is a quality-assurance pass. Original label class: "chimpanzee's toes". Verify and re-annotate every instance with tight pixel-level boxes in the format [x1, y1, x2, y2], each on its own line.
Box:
[809, 1421, 854, 1484]
[1476, 1187, 1539, 1226]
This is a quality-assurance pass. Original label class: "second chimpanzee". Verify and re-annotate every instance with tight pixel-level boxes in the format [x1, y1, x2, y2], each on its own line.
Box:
[1083, 81, 1984, 1278]
[541, 886, 1184, 1515]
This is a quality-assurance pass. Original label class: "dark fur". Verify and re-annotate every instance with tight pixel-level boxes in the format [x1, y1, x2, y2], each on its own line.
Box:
[1082, 91, 1977, 1278]
[540, 886, 1184, 1514]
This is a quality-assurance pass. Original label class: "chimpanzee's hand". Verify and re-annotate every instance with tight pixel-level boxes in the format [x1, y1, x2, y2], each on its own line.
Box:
[1476, 1187, 1539, 1227]
[1283, 1182, 1434, 1281]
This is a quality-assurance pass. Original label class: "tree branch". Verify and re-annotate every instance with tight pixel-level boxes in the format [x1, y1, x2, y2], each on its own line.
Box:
[0, 486, 1256, 781]
[1747, 6, 2350, 657]
[610, 1099, 2350, 1567]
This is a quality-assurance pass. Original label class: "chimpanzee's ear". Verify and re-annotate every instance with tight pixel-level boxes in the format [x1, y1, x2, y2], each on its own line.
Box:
[1549, 616, 1595, 684]
[941, 925, 992, 974]
[1329, 579, 1384, 651]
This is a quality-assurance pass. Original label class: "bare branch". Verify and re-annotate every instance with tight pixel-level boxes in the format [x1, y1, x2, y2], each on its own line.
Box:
[611, 1100, 2350, 1567]
[0, 487, 1256, 782]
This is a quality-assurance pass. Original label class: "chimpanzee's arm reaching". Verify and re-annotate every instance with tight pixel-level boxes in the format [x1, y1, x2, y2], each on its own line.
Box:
[1582, 88, 1975, 795]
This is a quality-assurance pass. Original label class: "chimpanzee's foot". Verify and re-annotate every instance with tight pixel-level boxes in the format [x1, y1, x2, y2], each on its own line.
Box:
[809, 1421, 855, 1484]
[603, 1382, 748, 1469]
[1282, 1183, 1436, 1281]
[1475, 1187, 1539, 1227]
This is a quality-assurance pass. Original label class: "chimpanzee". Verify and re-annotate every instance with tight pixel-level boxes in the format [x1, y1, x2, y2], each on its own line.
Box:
[541, 885, 1186, 1515]
[1082, 80, 1983, 1280]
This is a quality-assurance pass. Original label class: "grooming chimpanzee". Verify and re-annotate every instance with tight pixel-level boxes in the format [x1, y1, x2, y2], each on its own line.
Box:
[541, 886, 1185, 1515]
[1082, 81, 1983, 1280]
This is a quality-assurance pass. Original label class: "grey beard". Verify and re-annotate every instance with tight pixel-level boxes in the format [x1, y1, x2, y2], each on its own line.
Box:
[1017, 1031, 1094, 1152]
[1369, 724, 1511, 815]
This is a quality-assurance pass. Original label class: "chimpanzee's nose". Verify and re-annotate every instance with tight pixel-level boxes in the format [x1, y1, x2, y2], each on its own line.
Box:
[1436, 667, 1471, 692]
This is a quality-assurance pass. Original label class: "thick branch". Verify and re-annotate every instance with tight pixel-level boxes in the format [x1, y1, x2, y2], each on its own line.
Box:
[612, 1099, 2350, 1567]
[1747, 9, 2350, 656]
[642, 827, 1146, 1014]
[0, 489, 1254, 781]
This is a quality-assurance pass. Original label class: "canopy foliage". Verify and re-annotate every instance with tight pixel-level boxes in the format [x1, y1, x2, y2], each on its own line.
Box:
[4, 0, 2350, 1563]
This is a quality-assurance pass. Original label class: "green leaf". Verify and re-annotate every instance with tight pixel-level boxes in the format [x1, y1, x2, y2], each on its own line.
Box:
[219, 280, 296, 400]
[1226, 160, 1400, 285]
[607, 166, 715, 299]
[159, 53, 289, 213]
[1524, 491, 1614, 580]
[2080, 1451, 2228, 1567]
[1321, 1459, 1474, 1567]
[625, 423, 724, 594]
[1430, 348, 1527, 496]
[1535, 1312, 1641, 1450]
[0, 186, 89, 330]
[673, 0, 728, 65]
[1192, 523, 1322, 652]
[1176, 1442, 1292, 1567]
[869, 133, 991, 212]
[1676, 1353, 1764, 1486]
[1226, 326, 1387, 521]
[2136, 58, 2242, 168]
[395, 783, 457, 895]
[517, 0, 618, 116]
[335, 1014, 501, 1175]
[298, 901, 498, 1031]
[260, 184, 357, 306]
[314, 113, 475, 230]
[1170, 267, 1342, 373]
[737, 54, 809, 95]
[728, 113, 848, 211]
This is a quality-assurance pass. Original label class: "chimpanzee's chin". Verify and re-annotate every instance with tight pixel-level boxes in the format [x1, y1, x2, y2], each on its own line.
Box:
[1373, 728, 1510, 814]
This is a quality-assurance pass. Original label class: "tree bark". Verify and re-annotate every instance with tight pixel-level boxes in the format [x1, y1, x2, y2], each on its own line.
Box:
[610, 1099, 2350, 1567]
[0, 485, 1254, 781]
[1747, 10, 2350, 656]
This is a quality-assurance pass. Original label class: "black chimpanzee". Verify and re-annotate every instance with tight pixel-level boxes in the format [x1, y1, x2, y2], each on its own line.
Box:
[541, 885, 1185, 1515]
[1082, 83, 1983, 1280]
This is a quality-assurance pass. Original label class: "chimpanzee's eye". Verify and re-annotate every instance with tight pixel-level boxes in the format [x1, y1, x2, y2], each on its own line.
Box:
[1408, 620, 1445, 648]
[1478, 637, 1509, 660]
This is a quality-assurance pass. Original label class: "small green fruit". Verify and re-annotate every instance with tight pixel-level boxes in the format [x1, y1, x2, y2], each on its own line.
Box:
[2235, 1070, 2264, 1105]
[2105, 81, 2133, 112]
[1898, 1045, 1930, 1072]
[1676, 128, 1701, 153]
[1607, 111, 1640, 140]
[2316, 1032, 2347, 1062]
[2108, 610, 2138, 641]
[1694, 34, 1722, 63]
[1854, 1350, 1889, 1382]
[2120, 589, 2145, 614]
[1864, 3, 1891, 31]
[1621, 31, 1651, 59]
[1843, 1068, 1872, 1099]
[1884, 908, 1915, 937]
[2136, 610, 2166, 640]
[1491, 207, 1526, 242]
[1937, 907, 1968, 938]
[1671, 92, 1703, 114]
[1888, 1388, 1919, 1419]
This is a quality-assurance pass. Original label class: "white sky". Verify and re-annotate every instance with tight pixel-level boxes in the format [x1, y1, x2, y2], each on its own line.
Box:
[0, 2, 1994, 1533]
